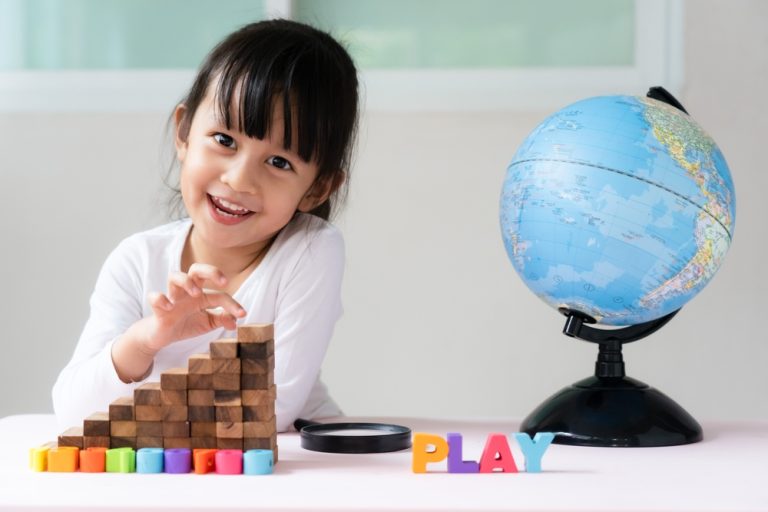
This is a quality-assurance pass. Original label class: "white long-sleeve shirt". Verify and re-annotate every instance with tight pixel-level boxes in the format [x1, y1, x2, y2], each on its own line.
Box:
[52, 213, 343, 432]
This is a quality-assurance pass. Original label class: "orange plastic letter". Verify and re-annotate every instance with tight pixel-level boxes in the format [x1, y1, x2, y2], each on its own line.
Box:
[412, 433, 449, 473]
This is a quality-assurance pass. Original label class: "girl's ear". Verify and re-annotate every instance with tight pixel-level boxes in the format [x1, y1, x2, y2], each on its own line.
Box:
[298, 171, 346, 213]
[174, 104, 189, 162]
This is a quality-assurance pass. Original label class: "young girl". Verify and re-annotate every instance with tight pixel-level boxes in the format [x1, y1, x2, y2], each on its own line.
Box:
[52, 19, 359, 433]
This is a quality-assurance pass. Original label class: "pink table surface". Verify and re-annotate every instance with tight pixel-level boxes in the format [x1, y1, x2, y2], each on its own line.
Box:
[1, 414, 766, 511]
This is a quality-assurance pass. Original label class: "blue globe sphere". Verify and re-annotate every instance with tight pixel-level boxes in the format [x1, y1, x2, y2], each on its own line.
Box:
[500, 95, 736, 326]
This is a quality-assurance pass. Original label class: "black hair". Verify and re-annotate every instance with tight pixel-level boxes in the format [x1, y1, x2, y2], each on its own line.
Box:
[166, 19, 359, 220]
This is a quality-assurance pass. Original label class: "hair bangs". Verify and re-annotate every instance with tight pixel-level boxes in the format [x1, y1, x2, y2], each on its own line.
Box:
[210, 42, 334, 171]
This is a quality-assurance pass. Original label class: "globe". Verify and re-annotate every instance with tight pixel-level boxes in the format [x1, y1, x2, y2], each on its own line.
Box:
[500, 94, 736, 327]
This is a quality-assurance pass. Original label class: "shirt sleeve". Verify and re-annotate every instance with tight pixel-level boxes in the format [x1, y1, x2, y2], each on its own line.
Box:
[51, 237, 144, 431]
[273, 225, 345, 432]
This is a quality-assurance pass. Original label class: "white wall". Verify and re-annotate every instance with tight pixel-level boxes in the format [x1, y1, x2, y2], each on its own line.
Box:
[1, 0, 766, 422]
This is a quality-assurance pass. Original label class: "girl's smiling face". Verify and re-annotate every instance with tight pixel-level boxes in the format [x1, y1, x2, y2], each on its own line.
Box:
[174, 87, 326, 253]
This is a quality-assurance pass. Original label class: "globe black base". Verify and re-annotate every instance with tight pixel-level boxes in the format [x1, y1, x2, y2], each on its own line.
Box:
[519, 375, 703, 447]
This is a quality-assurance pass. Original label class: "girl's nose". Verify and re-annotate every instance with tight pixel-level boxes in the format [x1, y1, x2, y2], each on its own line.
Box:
[220, 158, 259, 194]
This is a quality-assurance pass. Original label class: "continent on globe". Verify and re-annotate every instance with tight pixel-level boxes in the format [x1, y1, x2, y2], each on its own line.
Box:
[500, 95, 735, 326]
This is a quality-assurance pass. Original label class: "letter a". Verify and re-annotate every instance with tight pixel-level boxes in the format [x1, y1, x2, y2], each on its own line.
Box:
[478, 433, 518, 473]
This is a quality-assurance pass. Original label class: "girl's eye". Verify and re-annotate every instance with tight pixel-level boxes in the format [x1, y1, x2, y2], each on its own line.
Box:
[213, 133, 236, 149]
[267, 156, 294, 171]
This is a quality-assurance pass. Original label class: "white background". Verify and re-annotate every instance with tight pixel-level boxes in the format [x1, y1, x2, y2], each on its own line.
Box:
[0, 0, 765, 422]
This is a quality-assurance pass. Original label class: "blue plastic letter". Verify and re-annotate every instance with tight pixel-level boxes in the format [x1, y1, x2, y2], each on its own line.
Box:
[514, 432, 555, 473]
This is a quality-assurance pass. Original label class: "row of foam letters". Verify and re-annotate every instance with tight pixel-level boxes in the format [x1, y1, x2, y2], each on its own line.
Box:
[412, 432, 555, 473]
[29, 445, 273, 475]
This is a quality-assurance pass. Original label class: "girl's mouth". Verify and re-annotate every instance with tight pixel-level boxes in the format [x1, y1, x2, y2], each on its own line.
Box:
[207, 194, 255, 225]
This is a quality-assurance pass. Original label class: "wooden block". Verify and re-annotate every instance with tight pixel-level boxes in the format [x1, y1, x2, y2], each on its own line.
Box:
[110, 437, 137, 449]
[188, 405, 215, 422]
[164, 437, 192, 449]
[237, 323, 274, 342]
[110, 421, 137, 437]
[190, 422, 217, 437]
[188, 353, 213, 374]
[83, 412, 110, 436]
[136, 421, 163, 437]
[162, 405, 189, 422]
[240, 339, 275, 359]
[161, 368, 188, 390]
[135, 405, 163, 421]
[243, 403, 275, 422]
[213, 372, 240, 391]
[188, 389, 214, 406]
[84, 436, 110, 448]
[191, 437, 218, 449]
[217, 438, 243, 450]
[243, 436, 277, 451]
[58, 426, 84, 449]
[161, 389, 187, 406]
[217, 421, 243, 438]
[241, 355, 274, 375]
[109, 396, 134, 421]
[216, 405, 243, 423]
[214, 390, 241, 407]
[163, 421, 190, 438]
[136, 437, 164, 449]
[242, 385, 277, 406]
[134, 382, 162, 406]
[187, 373, 212, 389]
[243, 419, 276, 438]
[241, 372, 273, 390]
[211, 358, 240, 374]
[210, 338, 239, 359]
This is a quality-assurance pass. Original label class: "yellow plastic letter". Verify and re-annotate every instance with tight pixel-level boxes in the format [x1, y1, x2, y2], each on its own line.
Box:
[412, 433, 449, 473]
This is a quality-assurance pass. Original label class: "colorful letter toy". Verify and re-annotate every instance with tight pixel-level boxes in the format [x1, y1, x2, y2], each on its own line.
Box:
[478, 433, 518, 473]
[80, 447, 107, 473]
[244, 449, 274, 475]
[48, 446, 79, 472]
[412, 433, 449, 473]
[106, 447, 136, 473]
[29, 443, 54, 472]
[193, 449, 217, 474]
[447, 433, 479, 473]
[137, 448, 164, 474]
[514, 432, 555, 473]
[164, 448, 192, 474]
[215, 449, 243, 475]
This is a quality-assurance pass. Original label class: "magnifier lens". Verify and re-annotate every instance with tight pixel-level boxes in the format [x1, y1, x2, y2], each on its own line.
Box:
[317, 429, 383, 436]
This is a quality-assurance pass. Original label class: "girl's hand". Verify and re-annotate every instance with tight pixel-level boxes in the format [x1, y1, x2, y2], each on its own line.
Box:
[143, 263, 246, 353]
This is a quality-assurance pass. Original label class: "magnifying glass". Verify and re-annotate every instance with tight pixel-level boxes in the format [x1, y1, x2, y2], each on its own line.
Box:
[294, 419, 412, 454]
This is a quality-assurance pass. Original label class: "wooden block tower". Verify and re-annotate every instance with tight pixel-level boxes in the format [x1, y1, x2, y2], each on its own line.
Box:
[57, 323, 278, 462]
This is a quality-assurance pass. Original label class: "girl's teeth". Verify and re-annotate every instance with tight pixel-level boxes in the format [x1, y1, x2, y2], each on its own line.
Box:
[216, 196, 249, 213]
[216, 206, 245, 218]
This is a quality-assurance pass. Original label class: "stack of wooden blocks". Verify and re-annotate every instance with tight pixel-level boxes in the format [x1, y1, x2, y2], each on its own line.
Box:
[57, 323, 278, 462]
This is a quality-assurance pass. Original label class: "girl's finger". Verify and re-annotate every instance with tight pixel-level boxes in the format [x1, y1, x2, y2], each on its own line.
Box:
[168, 271, 201, 301]
[209, 311, 238, 331]
[187, 263, 228, 288]
[201, 291, 247, 318]
[149, 291, 174, 312]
